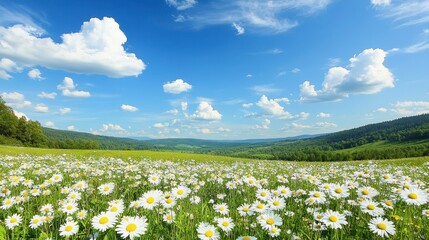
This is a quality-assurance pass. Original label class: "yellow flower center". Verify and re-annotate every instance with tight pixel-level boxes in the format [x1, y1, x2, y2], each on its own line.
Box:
[266, 218, 275, 225]
[383, 175, 389, 179]
[425, 210, 429, 215]
[309, 198, 315, 203]
[66, 205, 73, 210]
[103, 186, 109, 192]
[408, 193, 418, 199]
[377, 223, 387, 230]
[317, 215, 323, 219]
[329, 216, 338, 222]
[243, 237, 251, 240]
[126, 223, 137, 232]
[147, 197, 155, 204]
[33, 219, 39, 224]
[219, 206, 225, 211]
[324, 185, 330, 189]
[362, 190, 369, 195]
[177, 189, 184, 195]
[385, 201, 393, 206]
[152, 177, 157, 181]
[5, 199, 11, 205]
[99, 216, 109, 224]
[367, 204, 375, 210]
[256, 203, 263, 209]
[111, 206, 118, 212]
[273, 200, 280, 206]
[10, 218, 17, 223]
[271, 228, 278, 233]
[313, 192, 321, 198]
[335, 188, 343, 194]
[249, 180, 254, 184]
[281, 189, 287, 194]
[222, 221, 229, 227]
[166, 198, 173, 204]
[205, 230, 214, 237]
[261, 192, 266, 197]
[243, 207, 249, 212]
[65, 225, 73, 232]
[167, 215, 173, 221]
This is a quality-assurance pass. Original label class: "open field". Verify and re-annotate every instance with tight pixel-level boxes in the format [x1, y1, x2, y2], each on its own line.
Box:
[1, 146, 429, 239]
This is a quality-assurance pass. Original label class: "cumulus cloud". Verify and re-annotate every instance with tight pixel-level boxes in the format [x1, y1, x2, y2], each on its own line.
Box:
[232, 22, 245, 35]
[0, 58, 21, 80]
[255, 118, 271, 129]
[375, 107, 388, 113]
[274, 98, 290, 104]
[371, 0, 391, 6]
[242, 103, 254, 108]
[1, 91, 31, 108]
[317, 112, 331, 118]
[163, 79, 192, 94]
[0, 17, 145, 77]
[59, 107, 71, 115]
[67, 125, 75, 131]
[13, 110, 28, 119]
[57, 77, 91, 98]
[121, 104, 138, 112]
[198, 128, 213, 134]
[44, 121, 54, 127]
[101, 123, 125, 131]
[38, 92, 57, 99]
[391, 101, 429, 116]
[166, 0, 197, 10]
[300, 48, 394, 103]
[34, 103, 48, 113]
[256, 95, 292, 118]
[181, 101, 188, 111]
[191, 101, 222, 120]
[27, 68, 43, 80]
[153, 122, 169, 128]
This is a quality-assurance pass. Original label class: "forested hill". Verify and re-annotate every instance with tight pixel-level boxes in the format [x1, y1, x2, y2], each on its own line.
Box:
[220, 114, 429, 161]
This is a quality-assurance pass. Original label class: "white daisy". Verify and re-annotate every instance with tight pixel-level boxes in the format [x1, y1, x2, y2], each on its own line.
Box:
[5, 214, 22, 230]
[116, 216, 148, 239]
[368, 217, 396, 238]
[321, 210, 348, 229]
[216, 217, 235, 233]
[197, 222, 220, 240]
[400, 187, 428, 205]
[91, 211, 117, 232]
[59, 220, 79, 237]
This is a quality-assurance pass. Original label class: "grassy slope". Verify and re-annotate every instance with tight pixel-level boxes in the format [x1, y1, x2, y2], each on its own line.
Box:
[1, 145, 428, 167]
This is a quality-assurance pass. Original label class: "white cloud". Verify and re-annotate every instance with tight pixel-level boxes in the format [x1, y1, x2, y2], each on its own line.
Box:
[13, 110, 28, 119]
[27, 68, 43, 80]
[291, 68, 301, 73]
[255, 118, 271, 129]
[191, 101, 222, 120]
[173, 128, 181, 134]
[34, 103, 48, 113]
[163, 79, 192, 94]
[44, 121, 54, 127]
[242, 103, 254, 108]
[424, 28, 429, 34]
[375, 107, 388, 113]
[371, 0, 391, 7]
[172, 1, 331, 33]
[67, 125, 75, 131]
[317, 112, 331, 118]
[292, 122, 312, 129]
[0, 17, 145, 77]
[218, 127, 231, 132]
[59, 107, 71, 115]
[0, 58, 21, 80]
[232, 22, 245, 35]
[299, 112, 310, 120]
[251, 84, 282, 95]
[121, 104, 138, 112]
[154, 122, 169, 128]
[198, 128, 213, 134]
[316, 122, 337, 128]
[181, 101, 188, 111]
[38, 91, 57, 99]
[300, 48, 394, 103]
[291, 121, 337, 129]
[274, 98, 290, 104]
[246, 74, 253, 78]
[404, 41, 429, 53]
[392, 101, 429, 116]
[256, 95, 292, 118]
[166, 109, 179, 115]
[1, 91, 31, 108]
[57, 77, 91, 98]
[380, 1, 429, 27]
[101, 123, 125, 131]
[166, 0, 197, 10]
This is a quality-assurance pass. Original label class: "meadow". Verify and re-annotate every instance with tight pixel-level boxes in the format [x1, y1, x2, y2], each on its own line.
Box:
[1, 146, 428, 239]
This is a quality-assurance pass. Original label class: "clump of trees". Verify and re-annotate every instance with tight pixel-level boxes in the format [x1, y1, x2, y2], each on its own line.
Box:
[0, 97, 99, 149]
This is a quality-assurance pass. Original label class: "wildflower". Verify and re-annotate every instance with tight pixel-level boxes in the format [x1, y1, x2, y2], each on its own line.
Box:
[91, 211, 117, 232]
[5, 214, 22, 230]
[29, 215, 43, 229]
[214, 203, 229, 215]
[216, 217, 235, 233]
[98, 182, 115, 195]
[400, 187, 428, 205]
[321, 210, 348, 229]
[259, 212, 282, 230]
[139, 190, 163, 210]
[163, 210, 176, 224]
[197, 222, 219, 240]
[368, 217, 396, 238]
[116, 216, 148, 239]
[360, 200, 385, 217]
[59, 220, 79, 237]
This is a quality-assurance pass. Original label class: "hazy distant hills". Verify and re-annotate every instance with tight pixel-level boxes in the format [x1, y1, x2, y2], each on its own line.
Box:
[42, 114, 429, 161]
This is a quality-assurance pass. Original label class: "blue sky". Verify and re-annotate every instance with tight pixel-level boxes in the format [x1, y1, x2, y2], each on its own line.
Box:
[1, 0, 428, 139]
